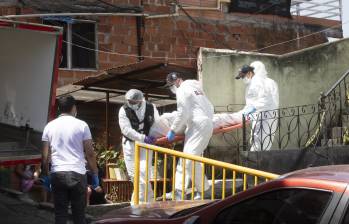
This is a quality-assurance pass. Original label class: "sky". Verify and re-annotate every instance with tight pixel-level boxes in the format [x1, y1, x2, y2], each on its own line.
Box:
[343, 0, 349, 38]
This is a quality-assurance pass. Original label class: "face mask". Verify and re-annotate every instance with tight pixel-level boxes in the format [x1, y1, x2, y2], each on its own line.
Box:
[170, 85, 177, 94]
[243, 77, 251, 85]
[129, 103, 141, 111]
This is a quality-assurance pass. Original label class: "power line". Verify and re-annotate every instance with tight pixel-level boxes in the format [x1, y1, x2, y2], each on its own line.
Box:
[61, 18, 347, 60]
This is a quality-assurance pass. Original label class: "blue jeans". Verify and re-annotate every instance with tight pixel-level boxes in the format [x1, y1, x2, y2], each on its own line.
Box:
[51, 171, 87, 224]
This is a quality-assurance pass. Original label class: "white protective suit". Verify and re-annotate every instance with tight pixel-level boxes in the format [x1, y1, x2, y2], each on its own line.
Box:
[241, 61, 279, 151]
[118, 100, 159, 204]
[171, 80, 214, 192]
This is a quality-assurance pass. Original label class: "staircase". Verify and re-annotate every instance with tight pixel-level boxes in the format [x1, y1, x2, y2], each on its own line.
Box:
[317, 70, 349, 148]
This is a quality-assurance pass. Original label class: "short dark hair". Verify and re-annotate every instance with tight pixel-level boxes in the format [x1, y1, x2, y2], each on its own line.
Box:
[58, 95, 76, 113]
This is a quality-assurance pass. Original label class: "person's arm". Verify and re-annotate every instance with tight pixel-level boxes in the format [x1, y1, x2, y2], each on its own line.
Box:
[118, 107, 145, 142]
[83, 139, 98, 175]
[41, 141, 50, 176]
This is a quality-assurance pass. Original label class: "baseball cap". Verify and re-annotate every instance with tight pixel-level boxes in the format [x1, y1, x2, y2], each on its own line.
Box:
[235, 65, 254, 79]
[165, 72, 181, 87]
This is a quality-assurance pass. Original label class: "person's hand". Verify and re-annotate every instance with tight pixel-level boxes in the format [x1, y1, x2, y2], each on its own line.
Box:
[243, 106, 256, 116]
[91, 174, 100, 190]
[41, 175, 52, 192]
[166, 130, 176, 142]
[144, 136, 156, 144]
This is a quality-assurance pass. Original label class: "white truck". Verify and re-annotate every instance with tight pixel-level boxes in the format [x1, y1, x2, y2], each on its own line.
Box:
[0, 19, 62, 170]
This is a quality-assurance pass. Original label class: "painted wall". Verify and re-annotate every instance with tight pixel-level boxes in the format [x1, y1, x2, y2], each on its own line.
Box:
[199, 38, 349, 152]
[200, 38, 349, 110]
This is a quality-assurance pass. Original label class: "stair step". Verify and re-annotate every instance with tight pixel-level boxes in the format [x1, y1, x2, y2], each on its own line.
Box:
[331, 127, 344, 139]
[321, 138, 342, 146]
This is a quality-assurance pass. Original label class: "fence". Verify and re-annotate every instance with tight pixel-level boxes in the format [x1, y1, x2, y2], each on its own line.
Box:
[133, 142, 278, 205]
[217, 69, 349, 151]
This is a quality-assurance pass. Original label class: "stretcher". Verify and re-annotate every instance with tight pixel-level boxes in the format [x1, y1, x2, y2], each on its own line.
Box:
[155, 122, 246, 145]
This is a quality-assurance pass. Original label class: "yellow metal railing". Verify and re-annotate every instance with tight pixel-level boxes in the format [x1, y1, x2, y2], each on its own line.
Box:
[133, 141, 279, 205]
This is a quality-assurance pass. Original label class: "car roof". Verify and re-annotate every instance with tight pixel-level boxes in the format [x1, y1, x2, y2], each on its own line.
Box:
[280, 165, 349, 183]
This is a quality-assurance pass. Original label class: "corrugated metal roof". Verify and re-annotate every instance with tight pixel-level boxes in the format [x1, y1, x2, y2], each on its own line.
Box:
[20, 0, 142, 13]
[74, 60, 196, 97]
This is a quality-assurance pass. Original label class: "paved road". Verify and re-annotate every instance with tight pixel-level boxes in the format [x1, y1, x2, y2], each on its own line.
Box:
[0, 192, 55, 224]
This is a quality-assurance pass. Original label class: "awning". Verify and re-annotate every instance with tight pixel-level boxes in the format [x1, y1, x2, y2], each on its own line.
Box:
[58, 60, 197, 106]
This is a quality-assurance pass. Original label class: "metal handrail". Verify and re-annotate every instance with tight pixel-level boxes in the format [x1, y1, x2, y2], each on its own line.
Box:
[133, 141, 279, 205]
[324, 69, 349, 97]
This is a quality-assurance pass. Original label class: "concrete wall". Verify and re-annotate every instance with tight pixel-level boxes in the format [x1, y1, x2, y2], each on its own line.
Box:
[200, 38, 349, 109]
[199, 38, 349, 151]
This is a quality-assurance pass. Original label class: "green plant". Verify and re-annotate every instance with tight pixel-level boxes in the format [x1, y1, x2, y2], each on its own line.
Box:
[94, 142, 127, 174]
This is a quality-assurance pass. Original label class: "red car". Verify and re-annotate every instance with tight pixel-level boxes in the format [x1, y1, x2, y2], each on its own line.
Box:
[96, 165, 349, 224]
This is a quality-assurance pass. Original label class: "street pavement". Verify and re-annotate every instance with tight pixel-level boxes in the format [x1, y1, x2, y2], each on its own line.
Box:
[0, 192, 55, 224]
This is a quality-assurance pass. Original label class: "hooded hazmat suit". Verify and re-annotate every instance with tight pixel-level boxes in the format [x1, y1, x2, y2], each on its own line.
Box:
[171, 80, 214, 193]
[242, 61, 279, 151]
[118, 91, 159, 204]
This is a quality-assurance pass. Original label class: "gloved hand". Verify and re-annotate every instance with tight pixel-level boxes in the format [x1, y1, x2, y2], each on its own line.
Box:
[91, 174, 100, 190]
[166, 130, 176, 142]
[243, 106, 256, 116]
[144, 136, 156, 144]
[41, 175, 52, 192]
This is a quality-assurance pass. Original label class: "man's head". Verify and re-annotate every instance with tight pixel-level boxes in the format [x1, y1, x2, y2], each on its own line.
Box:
[166, 72, 183, 94]
[58, 95, 77, 116]
[125, 89, 144, 110]
[236, 64, 254, 80]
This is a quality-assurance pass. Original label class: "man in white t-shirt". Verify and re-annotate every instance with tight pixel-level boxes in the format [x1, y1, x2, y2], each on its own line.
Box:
[41, 95, 99, 224]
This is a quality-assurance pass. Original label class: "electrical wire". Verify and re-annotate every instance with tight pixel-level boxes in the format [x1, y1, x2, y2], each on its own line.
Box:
[60, 18, 348, 61]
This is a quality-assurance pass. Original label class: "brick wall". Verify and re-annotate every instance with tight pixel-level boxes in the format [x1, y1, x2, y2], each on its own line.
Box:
[0, 2, 338, 87]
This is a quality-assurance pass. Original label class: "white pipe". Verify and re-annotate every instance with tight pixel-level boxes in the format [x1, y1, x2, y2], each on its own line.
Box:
[146, 13, 180, 19]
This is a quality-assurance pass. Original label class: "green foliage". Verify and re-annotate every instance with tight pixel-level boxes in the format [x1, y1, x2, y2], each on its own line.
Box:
[343, 127, 349, 145]
[94, 142, 126, 173]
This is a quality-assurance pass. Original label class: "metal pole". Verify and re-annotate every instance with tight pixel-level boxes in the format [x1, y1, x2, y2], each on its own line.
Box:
[242, 114, 247, 151]
[133, 142, 140, 205]
[106, 91, 110, 147]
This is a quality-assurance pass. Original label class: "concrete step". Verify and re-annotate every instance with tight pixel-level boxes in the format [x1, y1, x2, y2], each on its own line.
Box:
[331, 127, 344, 139]
[321, 138, 342, 146]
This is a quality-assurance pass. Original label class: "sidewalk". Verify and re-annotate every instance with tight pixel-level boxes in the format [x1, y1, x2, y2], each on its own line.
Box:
[0, 192, 55, 224]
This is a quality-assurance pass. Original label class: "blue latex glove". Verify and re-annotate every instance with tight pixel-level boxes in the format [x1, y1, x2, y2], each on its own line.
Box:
[166, 130, 176, 142]
[92, 174, 100, 190]
[243, 106, 256, 116]
[144, 136, 156, 144]
[42, 175, 52, 192]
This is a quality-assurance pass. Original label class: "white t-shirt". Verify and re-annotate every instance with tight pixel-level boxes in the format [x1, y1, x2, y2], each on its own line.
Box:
[42, 115, 92, 174]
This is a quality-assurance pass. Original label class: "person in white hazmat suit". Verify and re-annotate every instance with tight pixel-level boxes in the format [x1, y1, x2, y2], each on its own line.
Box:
[165, 72, 214, 200]
[118, 89, 159, 204]
[236, 61, 279, 151]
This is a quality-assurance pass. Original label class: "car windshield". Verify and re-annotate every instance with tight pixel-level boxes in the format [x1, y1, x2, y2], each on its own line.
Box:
[170, 201, 214, 218]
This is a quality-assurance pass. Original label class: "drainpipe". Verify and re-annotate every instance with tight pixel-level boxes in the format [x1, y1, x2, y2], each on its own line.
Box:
[136, 16, 144, 61]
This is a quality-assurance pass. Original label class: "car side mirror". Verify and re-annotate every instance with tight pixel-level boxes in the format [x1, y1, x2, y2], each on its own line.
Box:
[183, 215, 200, 224]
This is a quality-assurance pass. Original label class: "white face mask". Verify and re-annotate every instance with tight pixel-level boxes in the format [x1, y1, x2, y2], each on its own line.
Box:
[127, 101, 141, 111]
[170, 85, 177, 94]
[243, 77, 251, 85]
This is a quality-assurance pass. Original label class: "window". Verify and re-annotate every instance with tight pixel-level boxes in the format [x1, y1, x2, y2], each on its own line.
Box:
[213, 189, 332, 224]
[44, 19, 97, 70]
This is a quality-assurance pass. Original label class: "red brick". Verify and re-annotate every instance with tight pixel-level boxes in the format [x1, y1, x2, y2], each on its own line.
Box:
[99, 24, 112, 33]
[176, 20, 190, 30]
[99, 44, 113, 51]
[158, 43, 171, 51]
[109, 35, 125, 43]
[98, 52, 109, 63]
[109, 16, 125, 25]
[192, 38, 206, 47]
[152, 51, 166, 58]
